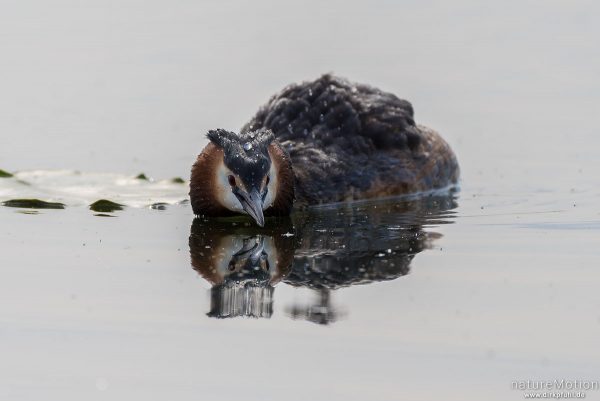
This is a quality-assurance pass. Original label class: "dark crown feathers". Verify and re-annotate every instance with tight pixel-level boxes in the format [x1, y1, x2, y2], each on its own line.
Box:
[206, 128, 276, 187]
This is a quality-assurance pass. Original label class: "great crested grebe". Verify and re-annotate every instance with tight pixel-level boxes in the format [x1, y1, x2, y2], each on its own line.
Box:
[190, 74, 459, 226]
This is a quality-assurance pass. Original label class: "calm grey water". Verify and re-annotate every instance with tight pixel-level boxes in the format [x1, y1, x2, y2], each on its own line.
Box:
[1, 1, 600, 400]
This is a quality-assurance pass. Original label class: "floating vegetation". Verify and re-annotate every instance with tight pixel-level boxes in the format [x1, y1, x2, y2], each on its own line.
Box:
[89, 199, 124, 212]
[171, 177, 185, 184]
[0, 168, 13, 178]
[135, 173, 149, 180]
[150, 202, 168, 210]
[1, 170, 188, 209]
[2, 199, 65, 209]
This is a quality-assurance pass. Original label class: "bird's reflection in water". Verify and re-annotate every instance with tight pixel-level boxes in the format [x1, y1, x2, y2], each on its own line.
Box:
[189, 193, 458, 324]
[189, 221, 295, 318]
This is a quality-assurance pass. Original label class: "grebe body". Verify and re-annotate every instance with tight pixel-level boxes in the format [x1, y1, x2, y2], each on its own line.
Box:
[190, 75, 459, 226]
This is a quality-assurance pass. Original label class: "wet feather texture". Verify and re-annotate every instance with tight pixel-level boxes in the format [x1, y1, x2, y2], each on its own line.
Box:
[191, 74, 460, 221]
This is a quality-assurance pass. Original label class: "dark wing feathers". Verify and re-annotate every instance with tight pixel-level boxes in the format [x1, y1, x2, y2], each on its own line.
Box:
[240, 74, 459, 205]
[241, 74, 420, 153]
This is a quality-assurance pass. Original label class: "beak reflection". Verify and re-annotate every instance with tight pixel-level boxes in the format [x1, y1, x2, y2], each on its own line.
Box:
[229, 236, 268, 272]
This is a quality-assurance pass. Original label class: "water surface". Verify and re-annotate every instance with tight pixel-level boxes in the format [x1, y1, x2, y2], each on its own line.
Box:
[2, 0, 600, 400]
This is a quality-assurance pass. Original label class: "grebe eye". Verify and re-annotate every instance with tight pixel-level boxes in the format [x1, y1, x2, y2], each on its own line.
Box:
[228, 175, 236, 187]
[265, 175, 270, 185]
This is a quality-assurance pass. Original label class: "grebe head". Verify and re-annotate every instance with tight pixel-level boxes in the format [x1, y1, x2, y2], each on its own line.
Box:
[190, 128, 291, 226]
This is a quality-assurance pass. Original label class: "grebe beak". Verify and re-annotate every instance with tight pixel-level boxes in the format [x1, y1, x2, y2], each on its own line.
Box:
[238, 188, 265, 227]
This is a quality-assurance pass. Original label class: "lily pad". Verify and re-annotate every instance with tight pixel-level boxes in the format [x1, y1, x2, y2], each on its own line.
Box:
[0, 169, 13, 178]
[89, 199, 124, 212]
[2, 199, 65, 209]
[171, 177, 185, 184]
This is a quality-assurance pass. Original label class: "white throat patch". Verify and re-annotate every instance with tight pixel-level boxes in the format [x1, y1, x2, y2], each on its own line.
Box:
[262, 162, 278, 210]
[215, 162, 245, 213]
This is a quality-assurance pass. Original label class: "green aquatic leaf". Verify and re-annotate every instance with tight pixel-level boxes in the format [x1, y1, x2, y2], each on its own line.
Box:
[89, 199, 124, 212]
[2, 199, 65, 209]
[0, 169, 14, 178]
[150, 202, 168, 210]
